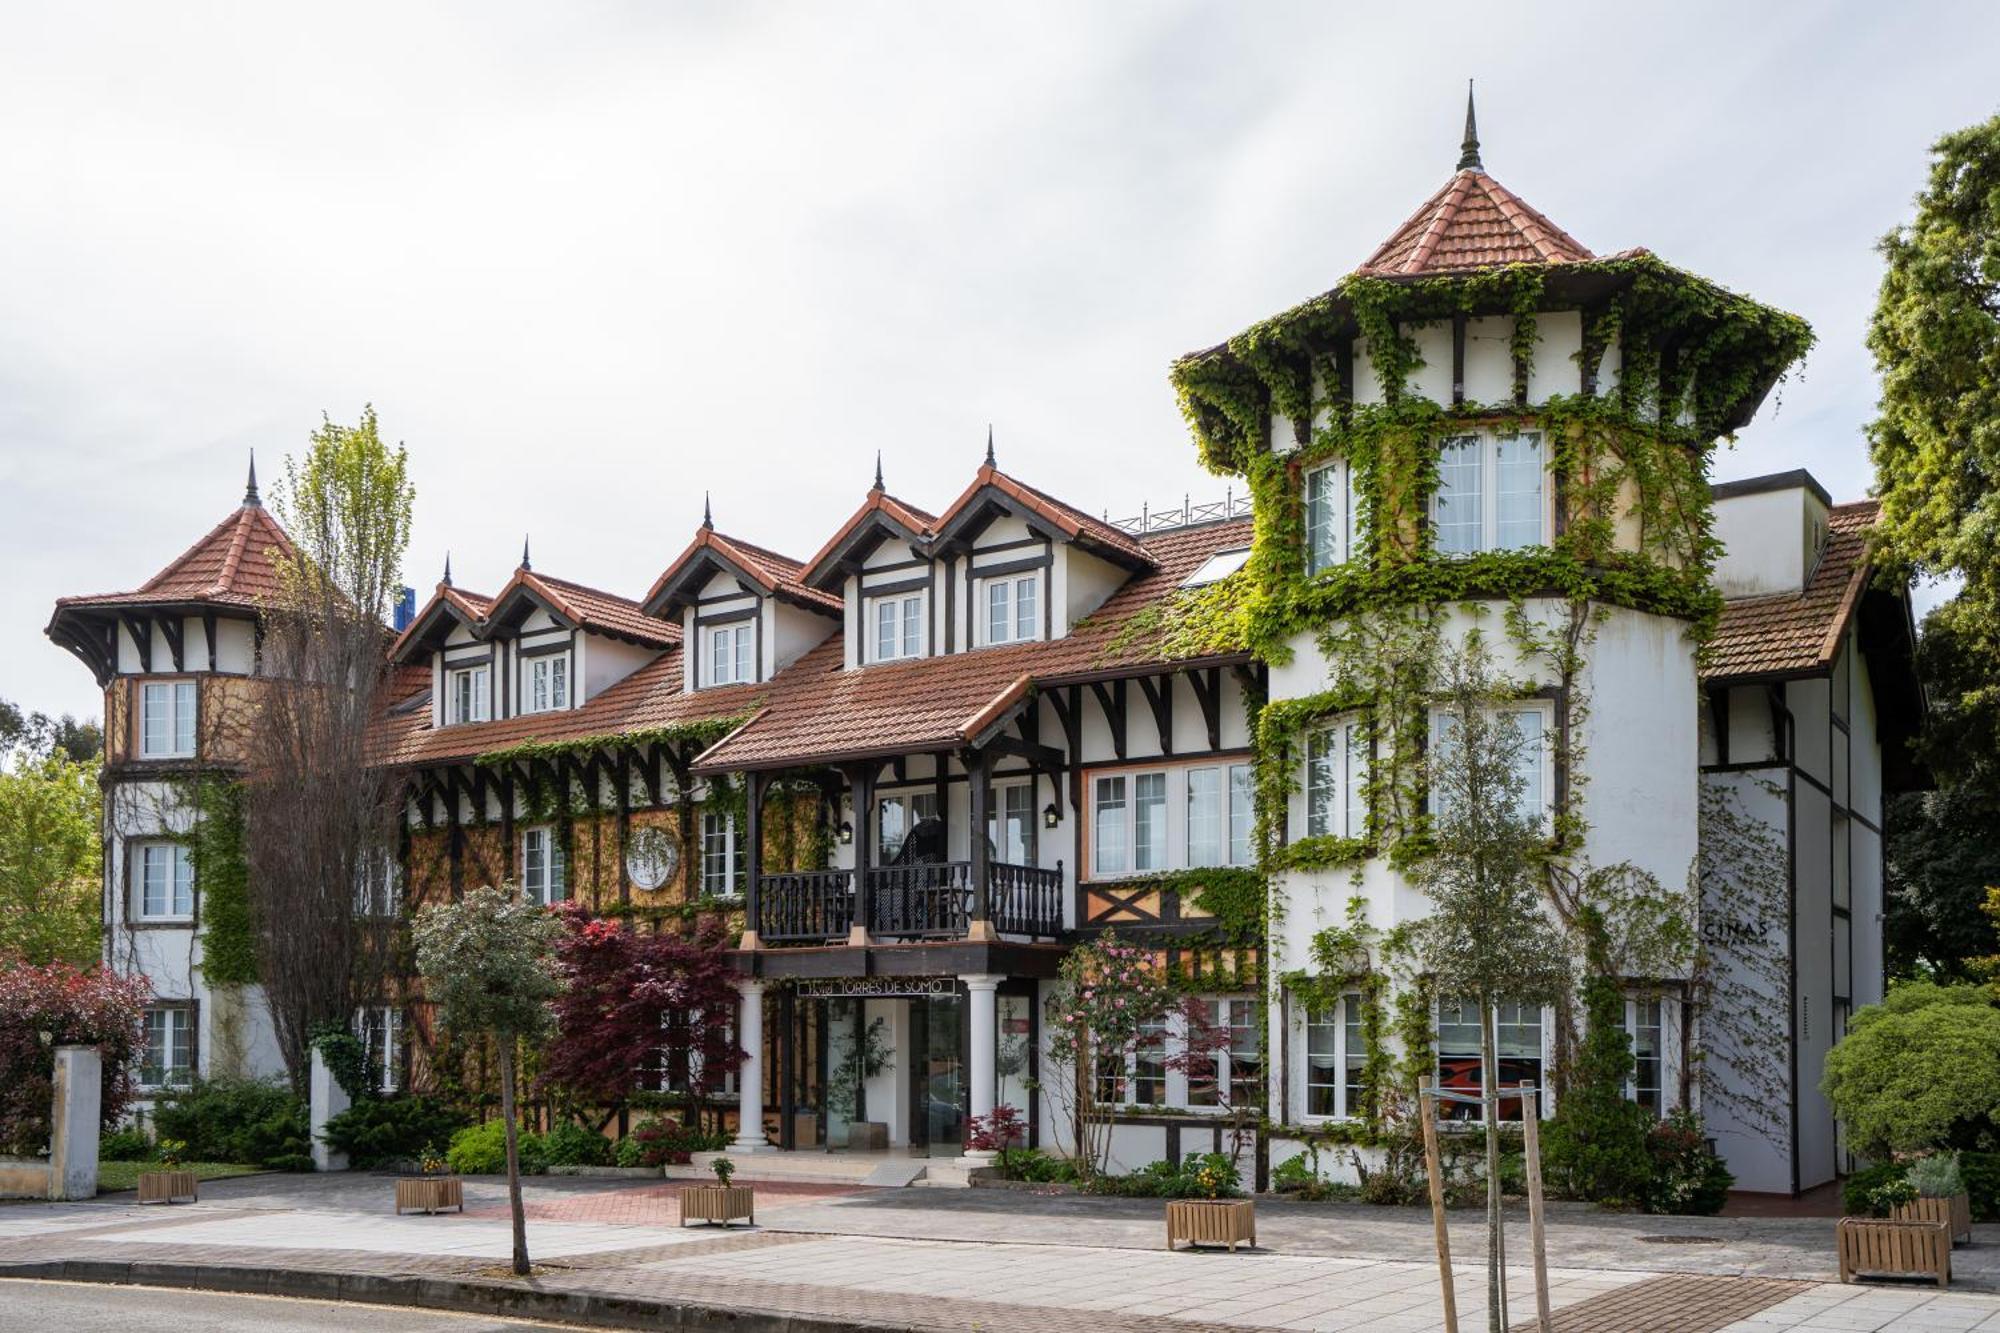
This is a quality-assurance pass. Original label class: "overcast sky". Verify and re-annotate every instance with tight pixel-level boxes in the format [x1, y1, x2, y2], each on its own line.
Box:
[4, 2, 1995, 719]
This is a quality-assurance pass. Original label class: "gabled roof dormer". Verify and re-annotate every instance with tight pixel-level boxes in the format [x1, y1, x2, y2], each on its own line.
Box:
[641, 499, 840, 692]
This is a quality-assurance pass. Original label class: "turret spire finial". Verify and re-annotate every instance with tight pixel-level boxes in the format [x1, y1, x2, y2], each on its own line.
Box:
[984, 424, 996, 469]
[521, 534, 531, 571]
[873, 450, 884, 492]
[443, 551, 453, 587]
[1458, 80, 1482, 172]
[702, 492, 713, 530]
[244, 450, 261, 506]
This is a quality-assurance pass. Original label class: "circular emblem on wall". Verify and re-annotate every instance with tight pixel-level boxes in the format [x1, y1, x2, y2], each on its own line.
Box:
[624, 826, 679, 890]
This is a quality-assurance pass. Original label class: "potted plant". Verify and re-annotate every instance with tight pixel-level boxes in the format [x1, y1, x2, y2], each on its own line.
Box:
[678, 1154, 754, 1228]
[136, 1139, 198, 1205]
[1836, 1173, 1950, 1286]
[1894, 1154, 1974, 1246]
[394, 1143, 465, 1215]
[1164, 1153, 1256, 1253]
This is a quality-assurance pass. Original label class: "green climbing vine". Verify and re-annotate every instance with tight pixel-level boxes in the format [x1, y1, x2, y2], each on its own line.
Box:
[180, 775, 257, 987]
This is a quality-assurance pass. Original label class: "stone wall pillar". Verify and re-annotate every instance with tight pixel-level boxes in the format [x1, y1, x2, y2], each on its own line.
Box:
[49, 1045, 101, 1201]
[309, 1046, 350, 1172]
[959, 975, 1003, 1165]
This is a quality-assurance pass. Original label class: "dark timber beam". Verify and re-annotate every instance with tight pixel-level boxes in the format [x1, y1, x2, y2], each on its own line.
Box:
[963, 746, 995, 939]
[1189, 667, 1223, 753]
[1089, 678, 1127, 761]
[202, 611, 219, 672]
[121, 615, 151, 672]
[984, 734, 1066, 770]
[1137, 674, 1174, 757]
[1050, 686, 1084, 813]
[156, 614, 183, 672]
[742, 769, 765, 947]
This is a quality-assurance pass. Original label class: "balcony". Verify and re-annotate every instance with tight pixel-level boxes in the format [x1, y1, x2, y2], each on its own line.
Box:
[755, 861, 1064, 944]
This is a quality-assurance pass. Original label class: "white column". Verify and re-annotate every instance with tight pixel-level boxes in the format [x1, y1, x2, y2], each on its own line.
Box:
[309, 1046, 351, 1172]
[732, 978, 770, 1151]
[960, 975, 1003, 1163]
[49, 1045, 101, 1201]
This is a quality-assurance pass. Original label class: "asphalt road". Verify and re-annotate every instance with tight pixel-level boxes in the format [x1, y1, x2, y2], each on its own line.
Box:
[0, 1282, 585, 1331]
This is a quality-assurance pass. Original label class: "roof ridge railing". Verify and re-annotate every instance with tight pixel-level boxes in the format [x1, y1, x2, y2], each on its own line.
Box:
[1106, 489, 1252, 536]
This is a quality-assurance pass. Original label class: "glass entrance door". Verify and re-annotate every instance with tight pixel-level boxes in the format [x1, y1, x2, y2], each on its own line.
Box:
[911, 993, 964, 1156]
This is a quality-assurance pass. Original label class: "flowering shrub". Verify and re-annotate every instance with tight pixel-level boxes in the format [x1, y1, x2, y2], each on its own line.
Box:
[965, 1104, 1025, 1152]
[0, 959, 148, 1155]
[1642, 1108, 1733, 1215]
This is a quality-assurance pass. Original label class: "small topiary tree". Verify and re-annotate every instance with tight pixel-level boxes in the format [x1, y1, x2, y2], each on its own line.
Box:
[414, 885, 562, 1276]
[1821, 982, 2000, 1159]
[1539, 920, 1653, 1205]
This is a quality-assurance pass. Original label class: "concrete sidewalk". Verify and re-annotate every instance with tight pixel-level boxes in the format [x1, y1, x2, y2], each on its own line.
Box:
[1, 1173, 1996, 1332]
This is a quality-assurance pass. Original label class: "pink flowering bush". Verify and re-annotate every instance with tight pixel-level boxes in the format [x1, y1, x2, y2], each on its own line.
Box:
[0, 958, 149, 1155]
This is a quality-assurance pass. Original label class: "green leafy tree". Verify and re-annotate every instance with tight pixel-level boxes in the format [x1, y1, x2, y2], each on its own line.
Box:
[1821, 983, 2000, 1159]
[413, 886, 563, 1276]
[0, 753, 102, 965]
[1539, 923, 1653, 1203]
[0, 699, 102, 764]
[1886, 782, 2000, 979]
[1408, 637, 1570, 1333]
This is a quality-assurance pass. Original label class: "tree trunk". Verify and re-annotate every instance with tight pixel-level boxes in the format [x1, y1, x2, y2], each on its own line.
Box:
[1482, 1003, 1503, 1333]
[499, 1040, 529, 1277]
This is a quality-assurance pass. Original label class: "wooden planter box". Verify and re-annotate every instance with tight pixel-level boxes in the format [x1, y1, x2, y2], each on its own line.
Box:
[1165, 1198, 1256, 1252]
[1838, 1216, 1950, 1287]
[394, 1176, 464, 1215]
[136, 1170, 198, 1204]
[679, 1183, 755, 1227]
[1895, 1193, 1974, 1246]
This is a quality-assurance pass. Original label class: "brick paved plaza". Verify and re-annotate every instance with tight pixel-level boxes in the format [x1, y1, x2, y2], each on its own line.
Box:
[4, 1173, 1999, 1331]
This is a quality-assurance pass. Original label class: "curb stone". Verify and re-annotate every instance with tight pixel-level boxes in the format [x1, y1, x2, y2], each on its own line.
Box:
[0, 1258, 902, 1332]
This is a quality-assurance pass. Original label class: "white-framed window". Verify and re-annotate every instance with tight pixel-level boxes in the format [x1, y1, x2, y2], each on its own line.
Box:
[1091, 763, 1254, 878]
[353, 849, 403, 919]
[140, 680, 197, 758]
[526, 654, 570, 713]
[701, 622, 754, 687]
[1189, 996, 1261, 1111]
[1428, 703, 1552, 827]
[1435, 998, 1545, 1122]
[1186, 763, 1254, 868]
[134, 841, 195, 921]
[1431, 431, 1547, 555]
[1626, 996, 1665, 1115]
[981, 574, 1040, 646]
[878, 791, 940, 861]
[521, 826, 567, 905]
[984, 780, 1036, 865]
[141, 1005, 194, 1088]
[1305, 717, 1369, 840]
[868, 592, 926, 663]
[355, 1005, 403, 1095]
[1305, 461, 1356, 573]
[701, 812, 741, 897]
[1304, 992, 1369, 1120]
[447, 665, 490, 724]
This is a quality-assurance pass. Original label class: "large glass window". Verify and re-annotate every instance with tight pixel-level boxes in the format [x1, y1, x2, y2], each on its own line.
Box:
[141, 1005, 193, 1088]
[1094, 764, 1254, 877]
[1133, 773, 1167, 871]
[521, 826, 567, 905]
[984, 782, 1035, 865]
[1190, 996, 1260, 1111]
[1091, 775, 1128, 876]
[140, 680, 198, 758]
[1435, 998, 1544, 1121]
[448, 665, 490, 724]
[1627, 997, 1664, 1115]
[136, 842, 195, 920]
[1306, 718, 1369, 840]
[355, 1006, 403, 1095]
[1428, 705, 1550, 826]
[1188, 764, 1255, 868]
[1305, 462, 1355, 573]
[702, 623, 754, 686]
[701, 812, 741, 897]
[983, 575, 1040, 645]
[526, 655, 569, 713]
[1305, 992, 1369, 1119]
[869, 592, 926, 663]
[1431, 432, 1546, 555]
[879, 791, 940, 861]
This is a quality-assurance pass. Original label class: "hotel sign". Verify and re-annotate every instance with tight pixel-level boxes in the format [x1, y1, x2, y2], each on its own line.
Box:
[792, 976, 957, 1000]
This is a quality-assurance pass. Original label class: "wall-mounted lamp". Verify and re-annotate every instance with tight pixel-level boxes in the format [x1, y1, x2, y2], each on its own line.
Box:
[838, 820, 854, 845]
[1042, 802, 1061, 830]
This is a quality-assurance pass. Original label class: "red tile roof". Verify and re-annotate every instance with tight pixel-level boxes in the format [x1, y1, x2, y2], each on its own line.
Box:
[490, 569, 675, 647]
[373, 646, 763, 768]
[693, 519, 1250, 772]
[52, 501, 295, 613]
[933, 464, 1153, 567]
[643, 528, 844, 616]
[386, 583, 494, 663]
[1356, 168, 1593, 278]
[801, 489, 940, 587]
[1704, 501, 1877, 683]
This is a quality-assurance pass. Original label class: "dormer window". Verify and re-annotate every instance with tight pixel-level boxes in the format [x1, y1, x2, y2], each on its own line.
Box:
[1305, 461, 1356, 573]
[982, 574, 1040, 646]
[868, 592, 926, 663]
[1431, 432, 1546, 555]
[140, 680, 197, 759]
[702, 622, 754, 687]
[526, 654, 569, 713]
[447, 665, 490, 724]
